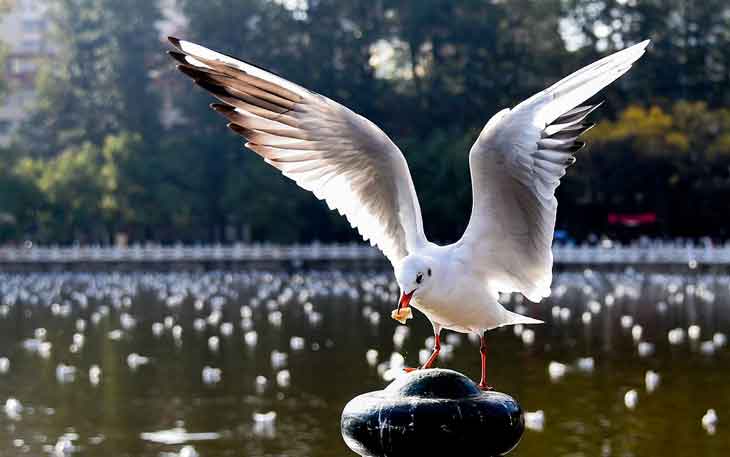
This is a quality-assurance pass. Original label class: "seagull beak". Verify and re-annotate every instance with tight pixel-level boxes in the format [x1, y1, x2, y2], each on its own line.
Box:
[398, 289, 415, 310]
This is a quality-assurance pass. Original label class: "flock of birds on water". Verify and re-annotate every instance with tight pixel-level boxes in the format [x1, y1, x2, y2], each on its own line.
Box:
[0, 268, 728, 456]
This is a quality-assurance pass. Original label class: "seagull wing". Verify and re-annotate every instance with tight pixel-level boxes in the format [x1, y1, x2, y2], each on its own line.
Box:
[168, 38, 427, 266]
[459, 40, 649, 301]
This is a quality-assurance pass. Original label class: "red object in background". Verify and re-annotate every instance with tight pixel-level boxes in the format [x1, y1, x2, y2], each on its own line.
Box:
[607, 212, 657, 227]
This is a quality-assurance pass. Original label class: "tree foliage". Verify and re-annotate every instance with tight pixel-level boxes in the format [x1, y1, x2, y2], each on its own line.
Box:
[15, 0, 163, 156]
[1, 0, 729, 244]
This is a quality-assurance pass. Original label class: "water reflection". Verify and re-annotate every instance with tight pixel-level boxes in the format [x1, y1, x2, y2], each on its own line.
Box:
[0, 269, 728, 456]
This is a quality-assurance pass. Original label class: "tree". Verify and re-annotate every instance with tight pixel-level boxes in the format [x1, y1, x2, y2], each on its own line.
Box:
[16, 0, 163, 156]
[564, 0, 730, 108]
[561, 102, 730, 239]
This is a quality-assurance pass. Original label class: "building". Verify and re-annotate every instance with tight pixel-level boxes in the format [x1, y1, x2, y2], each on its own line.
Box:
[0, 0, 54, 146]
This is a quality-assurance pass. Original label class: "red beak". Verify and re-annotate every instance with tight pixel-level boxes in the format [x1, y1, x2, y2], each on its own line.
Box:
[398, 289, 415, 310]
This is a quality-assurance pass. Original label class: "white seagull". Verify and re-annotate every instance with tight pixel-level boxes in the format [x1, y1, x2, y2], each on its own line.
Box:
[168, 37, 649, 389]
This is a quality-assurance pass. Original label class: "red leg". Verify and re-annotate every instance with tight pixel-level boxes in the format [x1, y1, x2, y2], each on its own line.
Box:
[422, 333, 441, 369]
[478, 332, 493, 391]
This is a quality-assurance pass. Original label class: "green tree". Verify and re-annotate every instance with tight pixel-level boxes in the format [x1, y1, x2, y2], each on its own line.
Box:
[14, 142, 106, 243]
[562, 102, 730, 238]
[16, 0, 163, 156]
[564, 0, 730, 107]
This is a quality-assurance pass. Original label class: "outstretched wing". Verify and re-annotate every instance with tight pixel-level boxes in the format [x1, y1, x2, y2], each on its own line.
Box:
[168, 37, 428, 266]
[459, 40, 649, 301]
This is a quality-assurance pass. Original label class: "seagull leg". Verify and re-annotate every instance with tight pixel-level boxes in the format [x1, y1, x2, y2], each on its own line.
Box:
[422, 330, 442, 369]
[478, 331, 493, 391]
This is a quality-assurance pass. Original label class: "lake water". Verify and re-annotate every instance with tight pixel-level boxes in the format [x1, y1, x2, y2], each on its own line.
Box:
[0, 269, 728, 457]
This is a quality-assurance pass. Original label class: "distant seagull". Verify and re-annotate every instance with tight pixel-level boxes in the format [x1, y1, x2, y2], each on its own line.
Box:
[168, 37, 648, 389]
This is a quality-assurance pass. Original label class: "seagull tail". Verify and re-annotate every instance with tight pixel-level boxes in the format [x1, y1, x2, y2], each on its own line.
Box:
[499, 309, 544, 327]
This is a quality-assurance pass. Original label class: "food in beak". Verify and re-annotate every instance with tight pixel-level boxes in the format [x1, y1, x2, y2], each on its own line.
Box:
[391, 306, 413, 324]
[391, 290, 414, 324]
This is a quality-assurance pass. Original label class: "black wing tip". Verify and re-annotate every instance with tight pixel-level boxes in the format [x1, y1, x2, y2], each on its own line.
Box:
[168, 36, 183, 50]
[177, 64, 205, 80]
[167, 51, 188, 65]
[194, 78, 223, 93]
[227, 122, 250, 136]
[211, 103, 235, 113]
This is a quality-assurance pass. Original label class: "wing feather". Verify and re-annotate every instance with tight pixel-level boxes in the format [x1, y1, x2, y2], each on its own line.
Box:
[459, 40, 649, 301]
[169, 37, 428, 265]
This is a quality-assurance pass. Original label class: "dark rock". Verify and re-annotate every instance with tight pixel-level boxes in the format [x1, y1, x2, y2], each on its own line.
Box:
[341, 369, 524, 457]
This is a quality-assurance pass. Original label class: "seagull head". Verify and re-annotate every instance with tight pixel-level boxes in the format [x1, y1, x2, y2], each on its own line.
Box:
[395, 254, 434, 309]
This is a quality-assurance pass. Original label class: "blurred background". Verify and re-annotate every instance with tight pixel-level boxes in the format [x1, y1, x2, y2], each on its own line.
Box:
[0, 0, 729, 246]
[1, 1, 730, 457]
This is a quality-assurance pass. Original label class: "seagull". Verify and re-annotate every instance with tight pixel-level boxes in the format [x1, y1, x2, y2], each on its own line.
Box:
[168, 37, 649, 390]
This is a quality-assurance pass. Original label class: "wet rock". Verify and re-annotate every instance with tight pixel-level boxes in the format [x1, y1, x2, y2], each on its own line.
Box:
[341, 369, 524, 457]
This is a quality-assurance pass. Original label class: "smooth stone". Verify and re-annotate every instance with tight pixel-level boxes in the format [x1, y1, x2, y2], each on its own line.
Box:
[341, 369, 524, 457]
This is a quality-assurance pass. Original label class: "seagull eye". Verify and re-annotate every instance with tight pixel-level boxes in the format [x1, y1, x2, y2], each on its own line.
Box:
[427, 268, 432, 276]
[416, 273, 423, 284]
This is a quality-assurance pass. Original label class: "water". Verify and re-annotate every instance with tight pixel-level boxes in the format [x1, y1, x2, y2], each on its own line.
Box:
[0, 269, 728, 456]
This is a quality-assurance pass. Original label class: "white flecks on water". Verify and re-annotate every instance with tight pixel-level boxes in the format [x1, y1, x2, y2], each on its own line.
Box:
[548, 361, 568, 381]
[521, 328, 536, 345]
[631, 325, 643, 342]
[244, 330, 258, 347]
[445, 333, 461, 346]
[179, 445, 199, 457]
[152, 322, 164, 336]
[645, 370, 660, 393]
[220, 322, 234, 337]
[713, 332, 727, 348]
[268, 310, 283, 326]
[688, 325, 701, 340]
[637, 342, 655, 358]
[620, 315, 634, 329]
[270, 350, 288, 369]
[252, 411, 277, 438]
[513, 324, 524, 336]
[581, 311, 592, 325]
[365, 349, 379, 366]
[53, 435, 75, 456]
[418, 349, 431, 366]
[551, 306, 561, 320]
[126, 353, 150, 370]
[89, 365, 102, 386]
[668, 328, 686, 345]
[55, 364, 77, 384]
[208, 336, 220, 352]
[0, 267, 729, 454]
[255, 375, 268, 394]
[140, 427, 221, 445]
[624, 389, 638, 409]
[193, 318, 206, 332]
[276, 369, 291, 388]
[289, 336, 305, 351]
[202, 366, 222, 385]
[172, 325, 183, 342]
[524, 410, 545, 431]
[380, 352, 407, 381]
[4, 398, 22, 420]
[576, 357, 594, 373]
[392, 325, 409, 348]
[559, 307, 571, 322]
[702, 409, 718, 435]
[700, 340, 716, 355]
